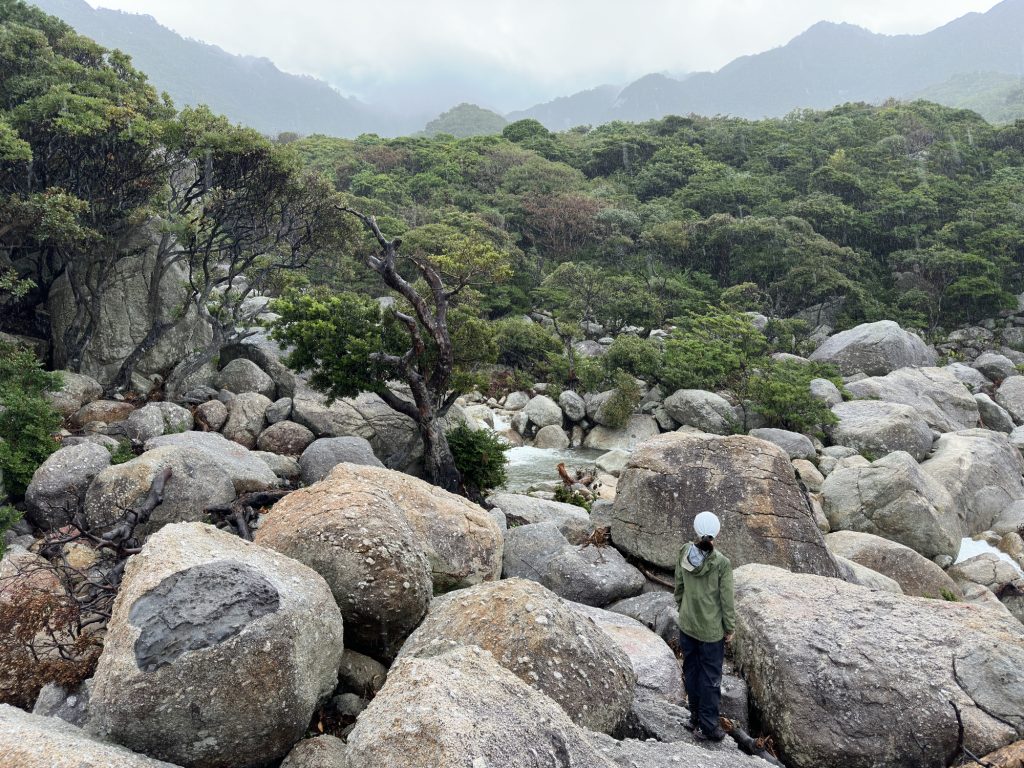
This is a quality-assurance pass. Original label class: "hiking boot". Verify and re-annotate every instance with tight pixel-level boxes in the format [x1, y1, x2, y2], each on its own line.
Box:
[683, 719, 697, 732]
[694, 726, 727, 742]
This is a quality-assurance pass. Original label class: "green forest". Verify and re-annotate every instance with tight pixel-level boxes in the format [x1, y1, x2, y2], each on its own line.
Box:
[3, 0, 1024, 474]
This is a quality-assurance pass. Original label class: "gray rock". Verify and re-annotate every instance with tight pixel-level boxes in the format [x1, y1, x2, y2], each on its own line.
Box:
[305, 463, 502, 593]
[809, 377, 844, 407]
[821, 451, 961, 560]
[222, 392, 271, 449]
[572, 603, 684, 702]
[48, 230, 213, 389]
[280, 736, 348, 768]
[502, 522, 644, 608]
[462, 403, 494, 428]
[299, 436, 383, 484]
[32, 680, 92, 728]
[946, 362, 991, 393]
[596, 449, 631, 476]
[265, 397, 293, 424]
[256, 420, 315, 456]
[71, 400, 135, 429]
[844, 367, 979, 433]
[612, 432, 840, 576]
[791, 459, 825, 493]
[251, 450, 301, 479]
[825, 530, 963, 599]
[809, 320, 937, 376]
[25, 443, 111, 530]
[608, 592, 678, 645]
[219, 330, 297, 398]
[86, 435, 277, 535]
[973, 352, 1018, 383]
[194, 399, 228, 432]
[828, 400, 933, 461]
[663, 389, 737, 434]
[559, 389, 587, 422]
[575, 339, 608, 358]
[214, 357, 276, 398]
[584, 415, 661, 452]
[338, 649, 387, 696]
[524, 394, 563, 429]
[996, 375, 1024, 424]
[833, 555, 904, 593]
[487, 492, 594, 543]
[123, 402, 193, 445]
[921, 429, 1024, 535]
[254, 472, 432, 660]
[45, 372, 103, 418]
[533, 424, 570, 449]
[0, 703, 177, 767]
[344, 646, 615, 768]
[733, 564, 1024, 768]
[60, 434, 123, 453]
[503, 391, 530, 410]
[86, 522, 343, 768]
[398, 579, 636, 734]
[588, 730, 771, 768]
[749, 428, 816, 460]
[976, 393, 1016, 433]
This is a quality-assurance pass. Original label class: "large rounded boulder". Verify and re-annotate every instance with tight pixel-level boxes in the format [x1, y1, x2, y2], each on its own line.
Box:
[86, 523, 344, 768]
[25, 442, 111, 530]
[343, 646, 615, 768]
[828, 400, 934, 462]
[611, 432, 840, 576]
[398, 578, 636, 734]
[821, 451, 961, 560]
[921, 429, 1024, 535]
[809, 320, 937, 376]
[319, 463, 503, 592]
[844, 366, 978, 433]
[825, 530, 963, 599]
[254, 476, 432, 660]
[733, 564, 1024, 768]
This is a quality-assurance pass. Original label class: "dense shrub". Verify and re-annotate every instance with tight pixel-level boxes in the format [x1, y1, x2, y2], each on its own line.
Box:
[744, 360, 843, 434]
[660, 308, 766, 392]
[447, 424, 509, 501]
[0, 343, 62, 498]
[600, 370, 644, 429]
[494, 317, 561, 375]
[0, 506, 21, 558]
[603, 335, 662, 381]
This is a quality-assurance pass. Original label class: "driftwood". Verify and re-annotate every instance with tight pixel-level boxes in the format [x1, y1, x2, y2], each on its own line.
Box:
[960, 741, 1024, 768]
[99, 466, 172, 551]
[721, 718, 785, 767]
[207, 489, 291, 540]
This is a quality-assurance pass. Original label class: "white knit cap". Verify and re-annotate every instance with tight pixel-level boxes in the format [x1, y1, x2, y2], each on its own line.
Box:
[694, 511, 721, 538]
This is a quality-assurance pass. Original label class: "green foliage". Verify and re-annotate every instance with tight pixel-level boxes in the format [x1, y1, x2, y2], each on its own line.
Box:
[939, 588, 961, 602]
[109, 445, 135, 465]
[554, 485, 592, 513]
[270, 290, 387, 403]
[422, 103, 508, 138]
[603, 335, 662, 381]
[0, 505, 21, 558]
[661, 308, 767, 392]
[601, 370, 643, 430]
[447, 424, 509, 497]
[494, 317, 562, 375]
[744, 360, 842, 434]
[0, 342, 62, 498]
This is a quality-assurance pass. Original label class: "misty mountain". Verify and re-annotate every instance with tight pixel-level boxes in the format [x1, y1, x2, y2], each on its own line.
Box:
[29, 0, 385, 137]
[513, 0, 1024, 127]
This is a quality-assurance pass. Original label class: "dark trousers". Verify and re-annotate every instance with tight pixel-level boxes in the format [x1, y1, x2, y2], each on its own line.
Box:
[679, 631, 725, 734]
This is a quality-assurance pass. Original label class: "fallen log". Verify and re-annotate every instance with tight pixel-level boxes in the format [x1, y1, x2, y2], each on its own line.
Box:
[207, 489, 291, 540]
[721, 718, 785, 767]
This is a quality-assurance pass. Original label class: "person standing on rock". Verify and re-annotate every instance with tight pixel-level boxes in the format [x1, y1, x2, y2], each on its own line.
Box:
[674, 510, 735, 742]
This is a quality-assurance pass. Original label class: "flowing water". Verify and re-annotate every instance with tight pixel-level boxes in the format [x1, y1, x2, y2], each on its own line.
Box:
[955, 537, 1023, 577]
[503, 446, 606, 493]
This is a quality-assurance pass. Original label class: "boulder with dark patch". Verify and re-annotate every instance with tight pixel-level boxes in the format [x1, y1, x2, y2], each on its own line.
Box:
[611, 432, 840, 576]
[86, 522, 343, 768]
[733, 564, 1024, 768]
[398, 578, 636, 734]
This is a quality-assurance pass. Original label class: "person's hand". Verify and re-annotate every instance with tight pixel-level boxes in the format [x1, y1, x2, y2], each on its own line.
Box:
[724, 633, 734, 644]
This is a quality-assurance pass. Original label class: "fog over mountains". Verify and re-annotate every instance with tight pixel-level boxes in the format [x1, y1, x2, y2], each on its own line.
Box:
[31, 0, 1024, 136]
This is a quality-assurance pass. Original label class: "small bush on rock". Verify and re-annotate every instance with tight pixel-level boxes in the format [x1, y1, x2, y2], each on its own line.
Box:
[448, 425, 509, 501]
[0, 342, 62, 498]
[0, 506, 21, 558]
[603, 335, 662, 381]
[601, 370, 643, 429]
[554, 485, 592, 512]
[661, 308, 766, 392]
[744, 360, 842, 434]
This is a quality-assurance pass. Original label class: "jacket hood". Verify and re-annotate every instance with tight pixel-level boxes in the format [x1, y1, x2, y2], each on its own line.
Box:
[680, 541, 717, 576]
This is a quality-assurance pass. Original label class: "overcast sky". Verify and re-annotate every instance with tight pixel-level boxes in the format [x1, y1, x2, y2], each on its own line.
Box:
[85, 0, 1001, 111]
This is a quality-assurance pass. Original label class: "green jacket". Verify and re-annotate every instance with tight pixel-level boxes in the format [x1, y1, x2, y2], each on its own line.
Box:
[673, 542, 736, 643]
